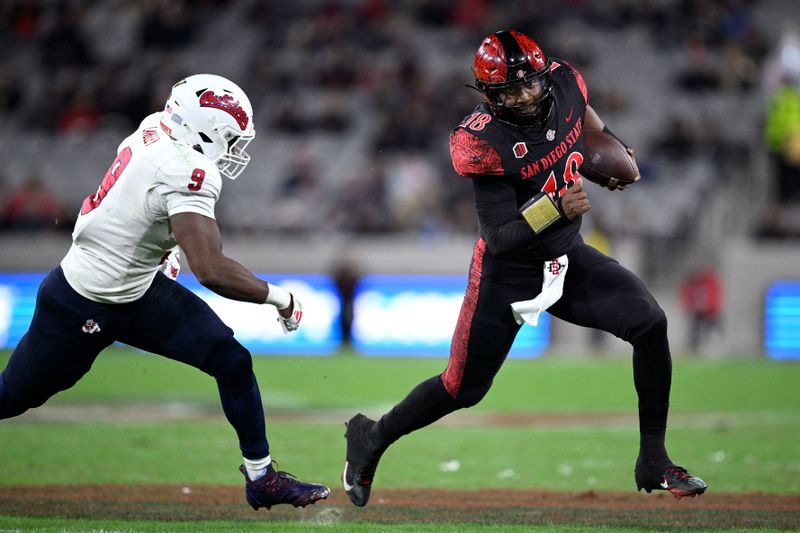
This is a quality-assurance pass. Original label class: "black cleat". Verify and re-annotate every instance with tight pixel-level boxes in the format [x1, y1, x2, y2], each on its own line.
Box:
[635, 457, 708, 499]
[342, 413, 384, 507]
[240, 463, 330, 510]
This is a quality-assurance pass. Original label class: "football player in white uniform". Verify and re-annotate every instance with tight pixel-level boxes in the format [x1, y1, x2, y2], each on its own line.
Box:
[0, 74, 330, 510]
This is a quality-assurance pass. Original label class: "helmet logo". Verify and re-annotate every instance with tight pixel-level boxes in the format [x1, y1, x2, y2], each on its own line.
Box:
[199, 90, 249, 130]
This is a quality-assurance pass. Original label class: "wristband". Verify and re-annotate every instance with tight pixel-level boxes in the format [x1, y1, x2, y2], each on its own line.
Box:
[265, 282, 292, 310]
[602, 125, 629, 149]
[519, 192, 562, 234]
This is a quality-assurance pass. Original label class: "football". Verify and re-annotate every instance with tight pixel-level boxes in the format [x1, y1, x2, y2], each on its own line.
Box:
[579, 130, 638, 188]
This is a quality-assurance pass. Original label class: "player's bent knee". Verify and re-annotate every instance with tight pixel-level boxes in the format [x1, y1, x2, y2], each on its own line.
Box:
[0, 378, 31, 419]
[441, 371, 493, 408]
[200, 337, 253, 379]
[0, 400, 28, 419]
[623, 297, 667, 344]
[454, 381, 493, 408]
[629, 306, 668, 345]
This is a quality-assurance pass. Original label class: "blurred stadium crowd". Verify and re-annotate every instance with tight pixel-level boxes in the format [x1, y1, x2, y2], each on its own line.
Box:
[0, 0, 798, 268]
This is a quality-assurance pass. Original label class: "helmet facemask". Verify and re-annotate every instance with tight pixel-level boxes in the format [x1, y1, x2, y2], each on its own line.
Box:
[471, 29, 553, 129]
[478, 67, 553, 128]
[216, 127, 254, 180]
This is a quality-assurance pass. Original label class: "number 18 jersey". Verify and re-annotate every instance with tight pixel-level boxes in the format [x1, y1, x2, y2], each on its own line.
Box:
[450, 59, 589, 264]
[61, 113, 223, 304]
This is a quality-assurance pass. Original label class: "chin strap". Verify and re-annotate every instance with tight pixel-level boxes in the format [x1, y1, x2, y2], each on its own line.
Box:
[464, 83, 483, 94]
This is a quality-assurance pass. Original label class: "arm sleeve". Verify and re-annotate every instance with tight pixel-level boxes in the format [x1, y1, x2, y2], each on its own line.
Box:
[473, 177, 540, 254]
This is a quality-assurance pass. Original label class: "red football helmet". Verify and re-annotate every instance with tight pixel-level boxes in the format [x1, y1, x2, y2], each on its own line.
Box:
[473, 29, 553, 128]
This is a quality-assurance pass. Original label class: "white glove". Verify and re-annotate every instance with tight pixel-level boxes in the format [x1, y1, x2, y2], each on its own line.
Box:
[159, 250, 181, 280]
[278, 295, 303, 334]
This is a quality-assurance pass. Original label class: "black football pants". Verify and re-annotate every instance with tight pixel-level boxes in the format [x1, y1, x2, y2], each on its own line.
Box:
[373, 242, 671, 446]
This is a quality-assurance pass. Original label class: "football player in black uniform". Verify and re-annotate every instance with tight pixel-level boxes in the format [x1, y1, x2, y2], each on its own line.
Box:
[342, 29, 707, 505]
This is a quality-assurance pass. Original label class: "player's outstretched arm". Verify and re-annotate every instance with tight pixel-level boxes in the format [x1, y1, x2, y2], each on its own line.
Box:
[171, 211, 269, 303]
[171, 212, 302, 330]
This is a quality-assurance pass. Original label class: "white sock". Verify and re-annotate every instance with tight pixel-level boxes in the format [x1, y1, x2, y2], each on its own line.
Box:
[243, 455, 271, 481]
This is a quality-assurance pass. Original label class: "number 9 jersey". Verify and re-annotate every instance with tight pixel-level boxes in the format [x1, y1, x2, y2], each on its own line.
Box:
[61, 113, 222, 304]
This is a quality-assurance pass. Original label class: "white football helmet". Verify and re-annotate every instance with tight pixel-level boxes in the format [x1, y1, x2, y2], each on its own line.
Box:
[161, 74, 255, 180]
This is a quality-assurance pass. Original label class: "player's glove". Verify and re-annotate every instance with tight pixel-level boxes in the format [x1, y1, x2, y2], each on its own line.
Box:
[158, 249, 181, 280]
[278, 295, 303, 334]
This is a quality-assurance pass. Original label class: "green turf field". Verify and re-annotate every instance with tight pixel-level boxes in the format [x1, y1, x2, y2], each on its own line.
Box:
[0, 348, 798, 531]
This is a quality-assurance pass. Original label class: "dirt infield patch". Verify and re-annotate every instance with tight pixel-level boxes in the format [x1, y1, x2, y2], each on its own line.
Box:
[0, 485, 798, 529]
[18, 403, 773, 430]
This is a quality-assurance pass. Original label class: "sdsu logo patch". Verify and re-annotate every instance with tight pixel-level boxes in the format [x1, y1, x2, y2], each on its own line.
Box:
[198, 90, 249, 130]
[547, 259, 564, 276]
[513, 142, 528, 159]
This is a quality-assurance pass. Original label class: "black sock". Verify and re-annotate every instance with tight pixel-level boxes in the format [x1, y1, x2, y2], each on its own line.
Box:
[638, 402, 669, 434]
[631, 316, 672, 464]
[639, 430, 669, 464]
